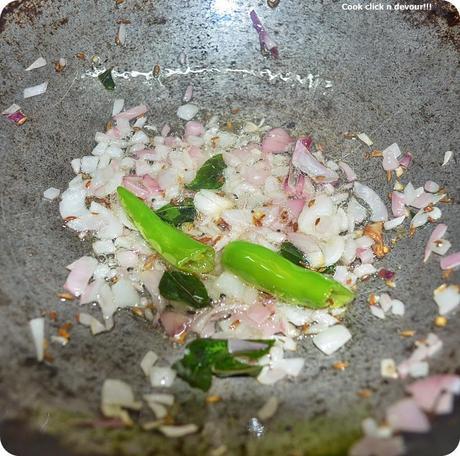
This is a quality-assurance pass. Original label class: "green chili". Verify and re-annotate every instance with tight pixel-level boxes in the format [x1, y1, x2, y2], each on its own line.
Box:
[117, 187, 215, 274]
[221, 240, 354, 308]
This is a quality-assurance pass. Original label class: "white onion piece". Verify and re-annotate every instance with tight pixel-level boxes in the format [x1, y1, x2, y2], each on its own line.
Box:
[391, 191, 405, 217]
[384, 216, 405, 230]
[78, 312, 107, 335]
[112, 278, 140, 308]
[114, 104, 148, 121]
[424, 180, 440, 193]
[140, 350, 159, 376]
[403, 183, 424, 205]
[349, 436, 404, 456]
[354, 263, 377, 278]
[183, 84, 193, 102]
[43, 187, 60, 200]
[101, 379, 142, 410]
[424, 223, 447, 262]
[159, 424, 198, 438]
[112, 99, 125, 116]
[64, 256, 98, 297]
[370, 306, 385, 319]
[257, 366, 287, 385]
[23, 81, 48, 98]
[144, 393, 174, 406]
[81, 155, 99, 173]
[146, 401, 168, 419]
[177, 103, 199, 120]
[391, 299, 405, 316]
[257, 396, 279, 421]
[71, 158, 81, 174]
[435, 391, 454, 414]
[292, 140, 338, 183]
[434, 284, 460, 315]
[357, 132, 373, 146]
[321, 236, 345, 266]
[409, 361, 429, 378]
[431, 239, 451, 256]
[382, 143, 401, 171]
[386, 398, 430, 433]
[25, 56, 47, 71]
[261, 128, 293, 154]
[271, 358, 305, 377]
[150, 366, 176, 387]
[354, 182, 388, 221]
[442, 151, 453, 166]
[440, 251, 460, 270]
[194, 189, 233, 218]
[347, 197, 367, 225]
[312, 325, 351, 355]
[116, 23, 127, 45]
[338, 161, 357, 181]
[29, 318, 45, 362]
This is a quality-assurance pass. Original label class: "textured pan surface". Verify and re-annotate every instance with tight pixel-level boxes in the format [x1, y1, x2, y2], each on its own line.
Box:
[0, 0, 459, 454]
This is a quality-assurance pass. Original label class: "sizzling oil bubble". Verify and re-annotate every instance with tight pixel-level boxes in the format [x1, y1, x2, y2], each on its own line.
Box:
[82, 66, 333, 90]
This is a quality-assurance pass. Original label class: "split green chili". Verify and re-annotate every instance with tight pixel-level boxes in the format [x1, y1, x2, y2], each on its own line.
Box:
[221, 240, 354, 308]
[117, 187, 215, 274]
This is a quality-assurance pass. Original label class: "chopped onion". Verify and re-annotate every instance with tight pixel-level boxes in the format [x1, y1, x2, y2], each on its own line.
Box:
[440, 251, 460, 270]
[185, 120, 205, 137]
[386, 398, 430, 433]
[261, 128, 293, 154]
[114, 104, 148, 121]
[442, 151, 453, 166]
[399, 152, 413, 168]
[116, 23, 127, 45]
[384, 216, 405, 230]
[312, 325, 351, 355]
[249, 9, 279, 59]
[177, 104, 199, 120]
[357, 133, 373, 146]
[349, 436, 404, 456]
[144, 393, 174, 406]
[391, 191, 405, 217]
[23, 81, 48, 98]
[354, 182, 388, 222]
[112, 278, 140, 308]
[423, 223, 447, 262]
[101, 379, 142, 410]
[434, 284, 460, 315]
[140, 350, 159, 376]
[78, 312, 107, 335]
[64, 256, 98, 297]
[382, 143, 401, 171]
[391, 299, 405, 316]
[159, 424, 198, 438]
[29, 318, 45, 362]
[194, 189, 233, 218]
[424, 180, 440, 193]
[112, 99, 125, 116]
[381, 358, 398, 378]
[150, 366, 176, 388]
[431, 239, 451, 256]
[183, 85, 193, 102]
[338, 161, 357, 181]
[257, 396, 279, 421]
[160, 311, 190, 337]
[292, 139, 338, 183]
[25, 56, 47, 71]
[43, 187, 60, 200]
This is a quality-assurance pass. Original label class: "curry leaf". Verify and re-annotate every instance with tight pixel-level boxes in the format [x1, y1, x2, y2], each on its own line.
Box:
[173, 338, 273, 391]
[279, 241, 306, 266]
[159, 271, 210, 309]
[156, 198, 196, 226]
[98, 68, 115, 91]
[186, 154, 226, 190]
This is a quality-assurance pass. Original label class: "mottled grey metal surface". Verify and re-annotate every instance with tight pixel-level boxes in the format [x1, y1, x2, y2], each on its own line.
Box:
[0, 0, 459, 455]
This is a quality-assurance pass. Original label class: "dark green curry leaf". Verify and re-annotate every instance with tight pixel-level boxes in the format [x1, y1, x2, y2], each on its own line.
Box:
[186, 154, 226, 190]
[173, 338, 273, 391]
[156, 198, 196, 226]
[159, 271, 210, 309]
[98, 68, 115, 91]
[279, 241, 306, 267]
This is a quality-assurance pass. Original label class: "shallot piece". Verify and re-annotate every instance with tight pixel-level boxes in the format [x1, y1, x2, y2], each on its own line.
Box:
[382, 143, 401, 171]
[399, 152, 413, 168]
[354, 182, 388, 222]
[2, 103, 27, 125]
[183, 84, 193, 102]
[113, 104, 148, 121]
[29, 318, 45, 362]
[386, 398, 430, 433]
[440, 251, 460, 270]
[442, 151, 453, 166]
[312, 325, 352, 355]
[64, 256, 98, 297]
[177, 104, 199, 120]
[23, 81, 48, 98]
[423, 223, 447, 262]
[261, 128, 293, 153]
[292, 139, 339, 183]
[25, 56, 47, 71]
[249, 10, 279, 58]
[434, 284, 460, 315]
[391, 191, 405, 217]
[338, 161, 357, 181]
